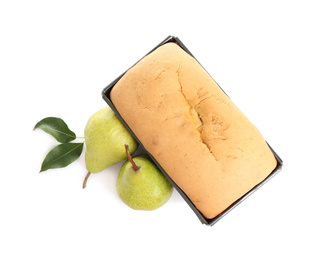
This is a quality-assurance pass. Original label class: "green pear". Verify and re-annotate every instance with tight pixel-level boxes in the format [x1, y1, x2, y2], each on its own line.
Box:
[83, 107, 138, 188]
[116, 145, 173, 210]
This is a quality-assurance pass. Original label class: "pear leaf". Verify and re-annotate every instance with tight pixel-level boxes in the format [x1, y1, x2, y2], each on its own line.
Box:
[40, 142, 84, 172]
[34, 117, 76, 143]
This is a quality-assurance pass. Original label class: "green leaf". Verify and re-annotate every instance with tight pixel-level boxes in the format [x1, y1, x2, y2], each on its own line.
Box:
[34, 117, 76, 143]
[40, 142, 84, 172]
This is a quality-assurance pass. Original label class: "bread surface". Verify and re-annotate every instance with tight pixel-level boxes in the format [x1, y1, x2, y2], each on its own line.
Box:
[110, 42, 277, 219]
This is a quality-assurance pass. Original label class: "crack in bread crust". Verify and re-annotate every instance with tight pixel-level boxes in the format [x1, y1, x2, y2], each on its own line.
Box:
[176, 65, 219, 162]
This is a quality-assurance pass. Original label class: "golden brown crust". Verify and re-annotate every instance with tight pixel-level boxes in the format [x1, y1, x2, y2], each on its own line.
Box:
[110, 42, 277, 219]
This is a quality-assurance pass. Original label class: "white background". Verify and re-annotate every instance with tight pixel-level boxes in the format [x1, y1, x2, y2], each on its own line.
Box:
[1, 0, 323, 259]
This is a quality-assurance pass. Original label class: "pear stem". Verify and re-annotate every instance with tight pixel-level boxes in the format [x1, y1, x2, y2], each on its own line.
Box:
[83, 171, 91, 189]
[125, 144, 140, 171]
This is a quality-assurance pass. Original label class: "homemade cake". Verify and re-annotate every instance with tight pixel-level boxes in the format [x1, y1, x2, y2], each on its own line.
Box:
[110, 42, 277, 219]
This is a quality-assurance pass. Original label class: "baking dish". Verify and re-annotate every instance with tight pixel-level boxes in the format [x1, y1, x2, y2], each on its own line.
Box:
[102, 35, 283, 225]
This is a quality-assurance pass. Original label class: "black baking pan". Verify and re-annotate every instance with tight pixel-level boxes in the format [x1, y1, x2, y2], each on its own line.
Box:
[102, 35, 283, 226]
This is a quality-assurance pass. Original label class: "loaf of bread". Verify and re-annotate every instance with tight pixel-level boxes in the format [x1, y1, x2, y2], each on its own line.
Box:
[110, 42, 277, 219]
